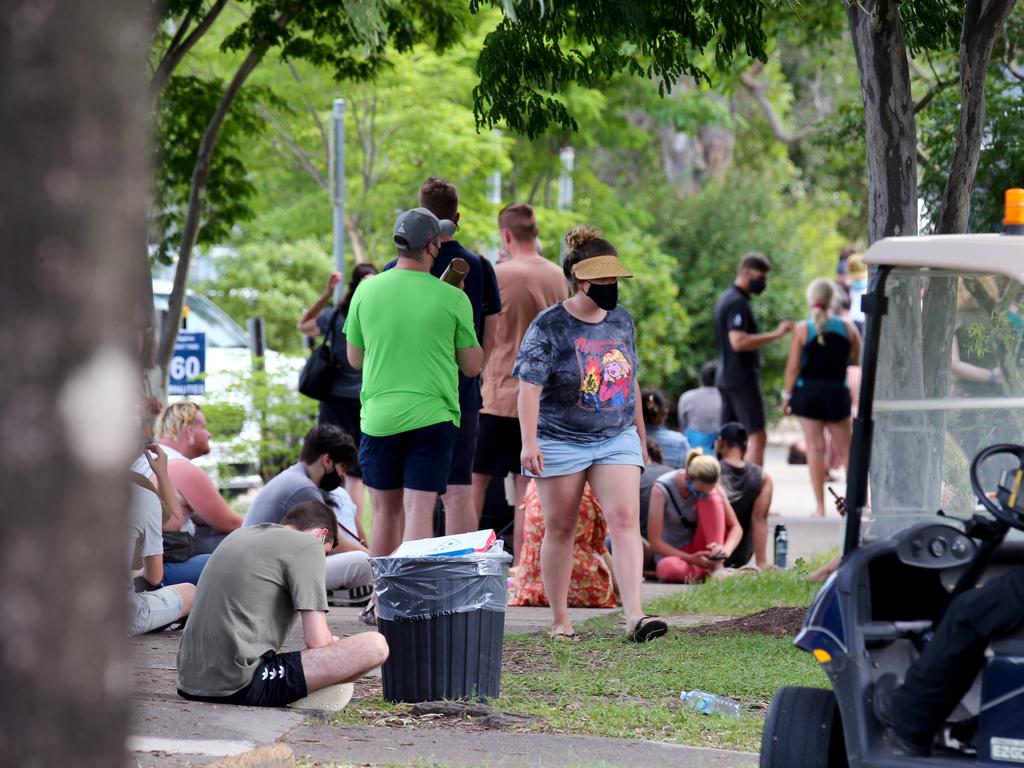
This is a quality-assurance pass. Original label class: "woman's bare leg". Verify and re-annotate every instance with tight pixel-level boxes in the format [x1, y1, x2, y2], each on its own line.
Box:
[798, 417, 828, 517]
[534, 471, 587, 635]
[586, 463, 648, 629]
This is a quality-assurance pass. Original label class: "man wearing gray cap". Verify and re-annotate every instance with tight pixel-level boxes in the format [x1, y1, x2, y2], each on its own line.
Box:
[344, 207, 482, 566]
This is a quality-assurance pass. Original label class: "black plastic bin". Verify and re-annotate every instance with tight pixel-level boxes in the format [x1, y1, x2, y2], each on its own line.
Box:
[371, 552, 511, 703]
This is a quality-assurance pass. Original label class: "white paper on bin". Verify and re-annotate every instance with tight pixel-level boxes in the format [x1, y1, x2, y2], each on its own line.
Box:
[390, 529, 497, 558]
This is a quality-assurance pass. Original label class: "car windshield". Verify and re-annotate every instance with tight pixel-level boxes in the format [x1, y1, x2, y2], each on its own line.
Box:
[153, 290, 249, 349]
[866, 268, 1024, 540]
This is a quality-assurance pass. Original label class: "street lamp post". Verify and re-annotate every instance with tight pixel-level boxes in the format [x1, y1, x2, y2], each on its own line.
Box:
[331, 98, 346, 300]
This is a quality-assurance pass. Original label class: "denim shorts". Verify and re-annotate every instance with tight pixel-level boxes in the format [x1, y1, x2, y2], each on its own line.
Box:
[523, 426, 644, 478]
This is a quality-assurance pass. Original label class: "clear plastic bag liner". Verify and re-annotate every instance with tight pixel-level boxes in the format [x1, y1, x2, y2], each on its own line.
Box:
[370, 551, 512, 621]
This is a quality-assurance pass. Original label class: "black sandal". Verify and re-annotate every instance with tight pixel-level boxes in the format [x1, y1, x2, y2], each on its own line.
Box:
[627, 615, 668, 643]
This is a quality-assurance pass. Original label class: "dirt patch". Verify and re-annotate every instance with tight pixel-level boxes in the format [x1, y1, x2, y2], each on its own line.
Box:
[684, 606, 808, 638]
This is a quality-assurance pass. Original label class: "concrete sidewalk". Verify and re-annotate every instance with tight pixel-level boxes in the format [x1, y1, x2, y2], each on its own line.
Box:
[128, 594, 758, 768]
[128, 436, 831, 767]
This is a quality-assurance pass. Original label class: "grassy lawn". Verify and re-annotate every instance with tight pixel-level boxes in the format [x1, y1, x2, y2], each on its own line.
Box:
[334, 562, 834, 753]
[645, 555, 831, 618]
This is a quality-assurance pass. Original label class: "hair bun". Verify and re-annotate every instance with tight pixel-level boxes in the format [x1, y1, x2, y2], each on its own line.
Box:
[565, 225, 602, 251]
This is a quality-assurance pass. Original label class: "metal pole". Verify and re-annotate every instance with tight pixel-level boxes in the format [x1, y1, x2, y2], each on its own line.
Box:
[557, 146, 575, 212]
[331, 98, 346, 300]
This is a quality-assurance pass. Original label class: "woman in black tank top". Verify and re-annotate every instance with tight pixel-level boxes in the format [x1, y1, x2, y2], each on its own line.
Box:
[783, 279, 861, 517]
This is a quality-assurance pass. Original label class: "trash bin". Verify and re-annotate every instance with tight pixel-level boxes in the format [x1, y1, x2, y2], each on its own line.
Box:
[371, 551, 512, 703]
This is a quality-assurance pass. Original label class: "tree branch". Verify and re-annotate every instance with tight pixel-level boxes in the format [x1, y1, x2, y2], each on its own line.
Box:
[913, 75, 957, 114]
[150, 0, 229, 95]
[157, 9, 292, 372]
[738, 69, 821, 146]
[934, 0, 1016, 235]
[286, 60, 331, 166]
[255, 102, 327, 187]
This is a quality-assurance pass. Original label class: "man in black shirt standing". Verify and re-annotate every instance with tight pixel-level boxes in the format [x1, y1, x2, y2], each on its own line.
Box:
[713, 252, 792, 466]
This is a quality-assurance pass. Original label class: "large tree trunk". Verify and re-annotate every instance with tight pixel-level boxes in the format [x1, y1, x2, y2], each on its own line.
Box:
[0, 1, 149, 765]
[935, 0, 1018, 234]
[845, 0, 919, 245]
[845, 2, 936, 531]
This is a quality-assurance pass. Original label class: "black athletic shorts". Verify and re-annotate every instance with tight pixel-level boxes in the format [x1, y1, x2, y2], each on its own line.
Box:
[473, 414, 522, 477]
[719, 385, 766, 433]
[447, 406, 479, 486]
[178, 650, 307, 707]
[790, 379, 852, 423]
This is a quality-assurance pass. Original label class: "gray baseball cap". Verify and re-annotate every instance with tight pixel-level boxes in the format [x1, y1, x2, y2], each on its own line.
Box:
[393, 207, 456, 251]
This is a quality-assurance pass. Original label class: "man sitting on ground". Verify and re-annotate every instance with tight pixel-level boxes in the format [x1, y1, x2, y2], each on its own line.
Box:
[715, 422, 774, 569]
[243, 425, 372, 599]
[677, 361, 723, 453]
[139, 402, 242, 553]
[177, 501, 389, 708]
[127, 479, 194, 635]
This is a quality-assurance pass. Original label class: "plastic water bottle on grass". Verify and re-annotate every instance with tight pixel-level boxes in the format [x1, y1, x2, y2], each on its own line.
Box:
[681, 690, 742, 717]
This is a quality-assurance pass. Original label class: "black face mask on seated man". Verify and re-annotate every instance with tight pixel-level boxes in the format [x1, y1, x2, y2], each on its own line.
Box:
[584, 281, 618, 311]
[319, 466, 342, 492]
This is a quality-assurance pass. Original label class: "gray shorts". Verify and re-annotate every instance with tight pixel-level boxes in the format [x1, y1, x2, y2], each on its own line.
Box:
[130, 587, 183, 636]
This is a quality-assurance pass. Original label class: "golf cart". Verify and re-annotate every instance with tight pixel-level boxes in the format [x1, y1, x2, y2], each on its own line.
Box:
[761, 191, 1024, 768]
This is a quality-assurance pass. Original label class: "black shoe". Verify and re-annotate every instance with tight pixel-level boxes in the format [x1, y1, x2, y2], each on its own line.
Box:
[871, 674, 932, 757]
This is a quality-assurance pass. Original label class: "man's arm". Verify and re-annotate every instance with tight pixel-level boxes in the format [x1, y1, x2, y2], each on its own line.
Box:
[300, 610, 335, 649]
[456, 345, 483, 376]
[728, 321, 793, 353]
[142, 553, 164, 586]
[481, 314, 498, 369]
[752, 474, 774, 568]
[166, 461, 241, 533]
[347, 341, 364, 370]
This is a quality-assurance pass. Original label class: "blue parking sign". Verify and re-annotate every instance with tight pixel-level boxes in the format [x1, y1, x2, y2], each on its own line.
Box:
[169, 331, 206, 396]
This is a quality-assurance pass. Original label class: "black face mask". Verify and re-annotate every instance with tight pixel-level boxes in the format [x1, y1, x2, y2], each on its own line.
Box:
[584, 281, 618, 311]
[319, 467, 342, 492]
[748, 277, 767, 295]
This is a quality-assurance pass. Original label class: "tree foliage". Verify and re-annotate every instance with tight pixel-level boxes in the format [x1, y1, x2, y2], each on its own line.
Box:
[470, 0, 771, 137]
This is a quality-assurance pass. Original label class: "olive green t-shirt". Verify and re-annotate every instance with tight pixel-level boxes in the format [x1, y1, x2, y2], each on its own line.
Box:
[343, 268, 478, 437]
[176, 525, 328, 697]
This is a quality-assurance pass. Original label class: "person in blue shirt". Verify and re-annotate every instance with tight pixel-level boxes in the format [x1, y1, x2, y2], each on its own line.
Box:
[641, 387, 689, 468]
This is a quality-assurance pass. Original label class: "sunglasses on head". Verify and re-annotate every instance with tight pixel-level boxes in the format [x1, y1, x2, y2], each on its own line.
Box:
[686, 477, 708, 500]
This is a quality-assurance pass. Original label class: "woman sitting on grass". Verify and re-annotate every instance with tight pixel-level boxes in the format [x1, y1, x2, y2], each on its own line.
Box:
[647, 450, 743, 583]
[509, 480, 617, 609]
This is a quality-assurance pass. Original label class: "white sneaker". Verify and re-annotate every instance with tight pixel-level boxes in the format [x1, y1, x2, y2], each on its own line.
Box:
[286, 682, 354, 712]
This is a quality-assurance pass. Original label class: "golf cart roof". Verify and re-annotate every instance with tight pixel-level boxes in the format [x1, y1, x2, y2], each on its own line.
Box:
[864, 233, 1024, 281]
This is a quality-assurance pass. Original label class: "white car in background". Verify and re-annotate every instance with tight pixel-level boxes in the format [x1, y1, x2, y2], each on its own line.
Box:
[152, 279, 300, 495]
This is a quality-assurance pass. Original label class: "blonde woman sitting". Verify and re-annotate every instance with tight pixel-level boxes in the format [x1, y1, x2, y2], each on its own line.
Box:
[647, 450, 743, 583]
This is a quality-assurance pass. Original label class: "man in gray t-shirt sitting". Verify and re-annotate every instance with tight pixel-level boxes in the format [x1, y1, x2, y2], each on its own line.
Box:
[177, 501, 388, 707]
[244, 425, 371, 597]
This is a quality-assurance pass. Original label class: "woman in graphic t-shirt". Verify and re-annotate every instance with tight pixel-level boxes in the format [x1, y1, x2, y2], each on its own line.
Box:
[513, 226, 667, 644]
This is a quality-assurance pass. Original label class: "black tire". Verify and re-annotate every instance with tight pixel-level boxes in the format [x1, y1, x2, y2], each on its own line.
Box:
[760, 686, 848, 768]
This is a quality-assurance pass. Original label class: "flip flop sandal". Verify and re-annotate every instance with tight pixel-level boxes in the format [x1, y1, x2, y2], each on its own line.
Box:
[548, 630, 580, 643]
[359, 602, 378, 626]
[627, 615, 668, 643]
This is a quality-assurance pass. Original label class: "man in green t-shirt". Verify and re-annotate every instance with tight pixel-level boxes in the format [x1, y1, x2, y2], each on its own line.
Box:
[344, 207, 482, 559]
[176, 501, 388, 707]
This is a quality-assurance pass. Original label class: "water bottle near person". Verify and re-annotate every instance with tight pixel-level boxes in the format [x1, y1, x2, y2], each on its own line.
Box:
[680, 690, 742, 717]
[774, 524, 788, 569]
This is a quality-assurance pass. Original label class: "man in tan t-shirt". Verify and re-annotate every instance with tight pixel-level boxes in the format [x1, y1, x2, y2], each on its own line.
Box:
[472, 203, 569, 564]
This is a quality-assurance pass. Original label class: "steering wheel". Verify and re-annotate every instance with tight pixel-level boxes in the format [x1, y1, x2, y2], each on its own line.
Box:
[969, 443, 1024, 532]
